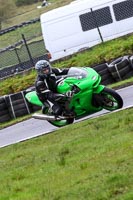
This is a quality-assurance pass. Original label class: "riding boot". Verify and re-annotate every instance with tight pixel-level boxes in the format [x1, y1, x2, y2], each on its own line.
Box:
[52, 103, 62, 116]
[42, 102, 50, 114]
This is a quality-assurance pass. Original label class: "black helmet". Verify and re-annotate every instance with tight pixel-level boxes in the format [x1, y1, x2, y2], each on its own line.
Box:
[35, 60, 52, 77]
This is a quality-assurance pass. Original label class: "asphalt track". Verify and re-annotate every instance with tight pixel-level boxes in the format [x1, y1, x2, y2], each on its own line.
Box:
[0, 85, 133, 148]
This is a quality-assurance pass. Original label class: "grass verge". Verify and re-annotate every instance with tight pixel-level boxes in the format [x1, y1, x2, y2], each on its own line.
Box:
[0, 108, 133, 200]
[0, 115, 32, 130]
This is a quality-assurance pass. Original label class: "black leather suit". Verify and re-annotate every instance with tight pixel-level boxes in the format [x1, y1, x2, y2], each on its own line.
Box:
[35, 68, 69, 115]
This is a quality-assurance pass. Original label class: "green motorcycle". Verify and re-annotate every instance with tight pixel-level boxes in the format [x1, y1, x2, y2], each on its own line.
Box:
[25, 67, 123, 127]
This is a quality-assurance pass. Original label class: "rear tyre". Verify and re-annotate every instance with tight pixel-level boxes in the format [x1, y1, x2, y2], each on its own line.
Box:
[48, 117, 74, 127]
[100, 87, 123, 111]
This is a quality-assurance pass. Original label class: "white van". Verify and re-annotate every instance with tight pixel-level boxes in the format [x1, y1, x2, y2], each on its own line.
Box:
[40, 0, 133, 61]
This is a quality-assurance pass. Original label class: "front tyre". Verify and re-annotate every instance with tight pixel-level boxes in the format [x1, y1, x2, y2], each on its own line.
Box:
[100, 87, 123, 111]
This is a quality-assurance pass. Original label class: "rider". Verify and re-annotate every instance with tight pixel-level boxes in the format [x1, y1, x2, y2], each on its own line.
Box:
[35, 59, 71, 116]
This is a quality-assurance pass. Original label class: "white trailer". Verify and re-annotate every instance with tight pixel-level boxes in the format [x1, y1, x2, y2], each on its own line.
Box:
[40, 0, 133, 61]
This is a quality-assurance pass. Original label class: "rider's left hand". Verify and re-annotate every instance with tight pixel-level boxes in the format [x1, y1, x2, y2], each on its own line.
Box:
[65, 91, 74, 98]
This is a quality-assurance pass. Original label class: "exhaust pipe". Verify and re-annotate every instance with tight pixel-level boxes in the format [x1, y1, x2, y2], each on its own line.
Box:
[32, 113, 66, 121]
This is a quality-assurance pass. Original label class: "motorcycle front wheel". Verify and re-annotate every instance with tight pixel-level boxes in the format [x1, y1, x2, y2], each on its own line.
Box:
[100, 87, 123, 111]
[48, 117, 74, 127]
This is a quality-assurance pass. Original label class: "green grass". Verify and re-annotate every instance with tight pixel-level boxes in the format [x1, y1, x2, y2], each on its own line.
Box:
[1, 1, 133, 193]
[2, 0, 73, 30]
[1, 33, 133, 96]
[0, 114, 32, 130]
[0, 4, 132, 199]
[1, 0, 133, 130]
[1, 0, 73, 46]
[0, 108, 133, 200]
[108, 76, 133, 89]
[0, 22, 42, 49]
[0, 69, 36, 95]
[53, 34, 133, 68]
[1, 0, 133, 87]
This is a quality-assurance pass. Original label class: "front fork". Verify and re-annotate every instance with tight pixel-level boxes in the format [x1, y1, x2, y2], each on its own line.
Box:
[92, 85, 105, 107]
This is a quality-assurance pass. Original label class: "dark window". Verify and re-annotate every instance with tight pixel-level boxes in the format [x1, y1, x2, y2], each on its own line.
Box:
[79, 6, 113, 31]
[113, 0, 133, 21]
[80, 11, 96, 31]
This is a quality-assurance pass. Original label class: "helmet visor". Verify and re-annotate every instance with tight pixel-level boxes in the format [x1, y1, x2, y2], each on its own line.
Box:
[42, 67, 49, 74]
[41, 65, 51, 75]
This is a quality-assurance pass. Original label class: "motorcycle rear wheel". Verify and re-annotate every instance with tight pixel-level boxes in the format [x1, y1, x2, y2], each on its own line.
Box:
[100, 87, 123, 111]
[48, 117, 74, 127]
